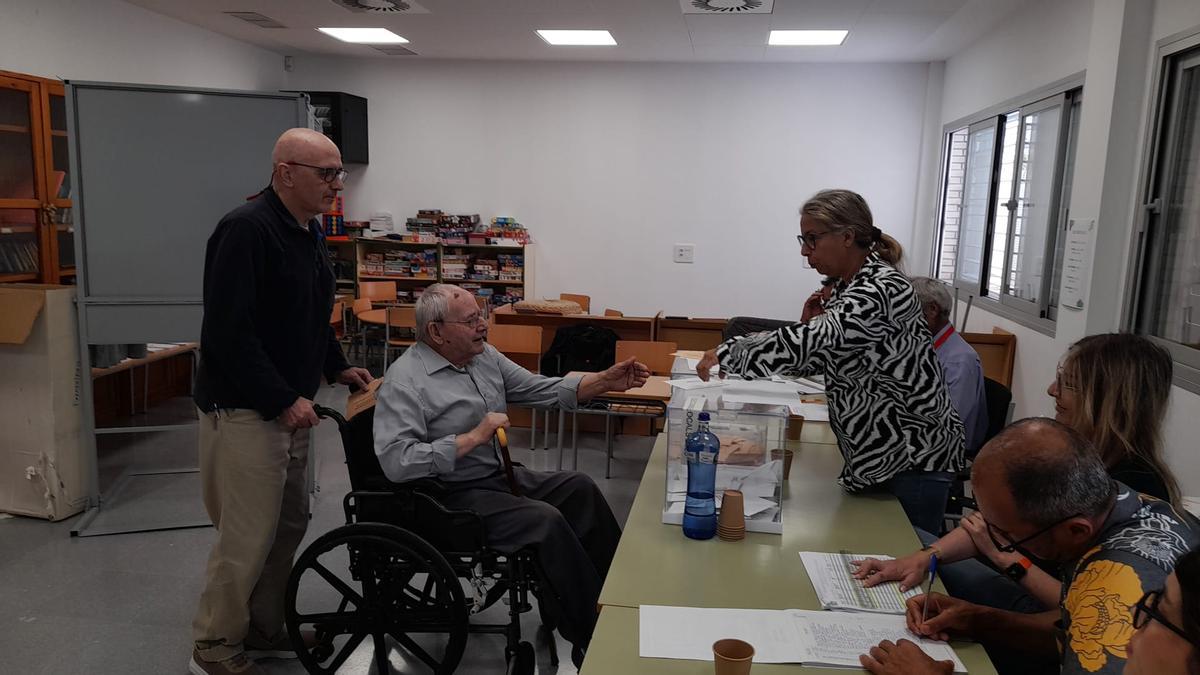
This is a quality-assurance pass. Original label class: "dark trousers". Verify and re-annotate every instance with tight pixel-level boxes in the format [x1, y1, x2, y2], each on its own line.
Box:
[867, 470, 955, 535]
[440, 467, 621, 648]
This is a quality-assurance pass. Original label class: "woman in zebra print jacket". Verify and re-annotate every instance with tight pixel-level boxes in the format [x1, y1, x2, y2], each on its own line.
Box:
[697, 189, 966, 533]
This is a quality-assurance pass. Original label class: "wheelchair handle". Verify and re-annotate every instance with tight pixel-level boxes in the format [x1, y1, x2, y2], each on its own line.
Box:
[313, 404, 348, 430]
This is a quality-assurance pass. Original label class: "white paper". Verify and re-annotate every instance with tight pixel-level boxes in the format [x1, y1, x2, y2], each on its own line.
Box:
[799, 552, 921, 614]
[789, 402, 830, 422]
[638, 606, 966, 672]
[666, 377, 724, 391]
[1060, 218, 1094, 311]
[794, 611, 966, 672]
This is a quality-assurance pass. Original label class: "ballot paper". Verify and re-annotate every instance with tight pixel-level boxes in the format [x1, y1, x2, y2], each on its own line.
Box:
[719, 379, 804, 407]
[666, 377, 724, 391]
[639, 605, 966, 672]
[799, 552, 921, 614]
[789, 402, 830, 422]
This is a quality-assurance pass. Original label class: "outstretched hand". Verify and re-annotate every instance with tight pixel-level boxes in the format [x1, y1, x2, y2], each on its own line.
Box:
[601, 357, 650, 392]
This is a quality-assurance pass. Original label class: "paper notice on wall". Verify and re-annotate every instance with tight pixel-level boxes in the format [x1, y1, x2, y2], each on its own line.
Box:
[1060, 218, 1094, 311]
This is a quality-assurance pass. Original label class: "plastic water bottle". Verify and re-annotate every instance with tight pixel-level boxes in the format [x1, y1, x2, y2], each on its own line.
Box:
[683, 412, 720, 540]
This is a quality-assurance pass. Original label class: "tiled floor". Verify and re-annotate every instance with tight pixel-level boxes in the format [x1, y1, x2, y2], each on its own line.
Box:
[0, 384, 655, 674]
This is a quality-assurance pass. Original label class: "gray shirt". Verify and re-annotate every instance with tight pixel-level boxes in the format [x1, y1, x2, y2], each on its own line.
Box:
[373, 341, 584, 483]
[932, 323, 989, 455]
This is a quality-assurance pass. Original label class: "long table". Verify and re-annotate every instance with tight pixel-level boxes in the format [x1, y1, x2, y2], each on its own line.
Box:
[585, 435, 997, 674]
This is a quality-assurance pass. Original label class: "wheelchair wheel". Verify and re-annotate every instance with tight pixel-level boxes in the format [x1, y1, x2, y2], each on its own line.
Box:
[286, 522, 469, 674]
[505, 641, 535, 675]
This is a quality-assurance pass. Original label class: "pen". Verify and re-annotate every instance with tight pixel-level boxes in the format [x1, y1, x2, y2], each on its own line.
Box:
[921, 554, 939, 624]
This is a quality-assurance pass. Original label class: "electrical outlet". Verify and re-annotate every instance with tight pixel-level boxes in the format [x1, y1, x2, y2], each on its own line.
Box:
[673, 244, 695, 264]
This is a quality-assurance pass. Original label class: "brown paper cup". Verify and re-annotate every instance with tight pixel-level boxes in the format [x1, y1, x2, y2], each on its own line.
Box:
[770, 448, 794, 480]
[713, 638, 754, 675]
[718, 490, 746, 537]
[786, 414, 805, 441]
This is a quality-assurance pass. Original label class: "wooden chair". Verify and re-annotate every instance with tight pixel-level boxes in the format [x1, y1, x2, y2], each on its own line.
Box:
[487, 324, 550, 447]
[604, 309, 624, 317]
[351, 297, 373, 317]
[615, 340, 677, 376]
[559, 293, 591, 314]
[360, 281, 398, 305]
[963, 328, 1017, 388]
[384, 306, 418, 367]
[330, 301, 345, 338]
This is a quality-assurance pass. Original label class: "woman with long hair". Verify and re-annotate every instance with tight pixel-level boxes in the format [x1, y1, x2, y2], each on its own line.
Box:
[1052, 333, 1179, 504]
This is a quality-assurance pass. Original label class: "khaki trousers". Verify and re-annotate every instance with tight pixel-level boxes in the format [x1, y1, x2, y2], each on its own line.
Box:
[191, 408, 310, 662]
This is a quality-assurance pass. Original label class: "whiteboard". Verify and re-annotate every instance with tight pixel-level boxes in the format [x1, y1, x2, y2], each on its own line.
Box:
[68, 82, 304, 343]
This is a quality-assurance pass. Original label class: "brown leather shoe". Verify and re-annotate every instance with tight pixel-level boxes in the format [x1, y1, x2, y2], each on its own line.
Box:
[188, 649, 267, 675]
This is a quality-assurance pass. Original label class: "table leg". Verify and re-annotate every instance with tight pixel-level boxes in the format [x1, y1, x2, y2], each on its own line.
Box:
[557, 408, 565, 471]
[572, 411, 579, 471]
[543, 410, 552, 450]
[605, 413, 612, 479]
[530, 408, 538, 451]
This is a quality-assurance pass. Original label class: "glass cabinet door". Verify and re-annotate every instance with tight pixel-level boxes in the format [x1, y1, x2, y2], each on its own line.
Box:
[43, 83, 74, 282]
[0, 74, 45, 282]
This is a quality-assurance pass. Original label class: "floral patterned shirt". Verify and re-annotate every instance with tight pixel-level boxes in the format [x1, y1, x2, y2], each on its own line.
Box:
[1058, 484, 1200, 674]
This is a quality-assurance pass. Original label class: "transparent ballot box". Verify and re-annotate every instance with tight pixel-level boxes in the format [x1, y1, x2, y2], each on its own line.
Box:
[662, 390, 788, 534]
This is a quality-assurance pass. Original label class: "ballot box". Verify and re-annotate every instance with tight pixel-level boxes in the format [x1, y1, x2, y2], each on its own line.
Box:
[662, 390, 787, 534]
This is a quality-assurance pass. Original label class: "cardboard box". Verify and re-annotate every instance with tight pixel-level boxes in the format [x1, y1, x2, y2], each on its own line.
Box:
[0, 284, 88, 521]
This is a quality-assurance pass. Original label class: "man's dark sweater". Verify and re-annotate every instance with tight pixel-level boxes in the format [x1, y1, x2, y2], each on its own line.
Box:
[194, 186, 350, 420]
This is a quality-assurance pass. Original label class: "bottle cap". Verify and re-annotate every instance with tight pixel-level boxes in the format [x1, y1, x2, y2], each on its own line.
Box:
[698, 412, 710, 422]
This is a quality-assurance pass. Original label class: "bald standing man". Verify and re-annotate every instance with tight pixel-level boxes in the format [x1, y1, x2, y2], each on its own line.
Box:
[190, 128, 371, 675]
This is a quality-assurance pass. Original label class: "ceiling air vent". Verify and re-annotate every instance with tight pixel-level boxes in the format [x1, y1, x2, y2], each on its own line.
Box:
[680, 0, 773, 14]
[329, 0, 430, 14]
[372, 45, 418, 55]
[224, 11, 287, 28]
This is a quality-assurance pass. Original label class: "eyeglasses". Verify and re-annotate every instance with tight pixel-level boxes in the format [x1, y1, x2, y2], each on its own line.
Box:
[440, 314, 486, 327]
[1134, 589, 1197, 645]
[287, 162, 349, 184]
[797, 230, 832, 249]
[986, 512, 1081, 555]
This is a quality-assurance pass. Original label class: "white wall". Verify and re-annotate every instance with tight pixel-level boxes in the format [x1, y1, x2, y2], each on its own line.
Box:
[922, 0, 1200, 493]
[286, 58, 936, 319]
[0, 0, 284, 91]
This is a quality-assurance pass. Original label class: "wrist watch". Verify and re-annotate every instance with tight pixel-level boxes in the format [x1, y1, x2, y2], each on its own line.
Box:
[921, 544, 942, 559]
[1004, 556, 1033, 582]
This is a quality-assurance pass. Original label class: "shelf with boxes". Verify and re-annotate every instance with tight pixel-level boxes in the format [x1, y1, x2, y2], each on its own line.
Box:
[323, 205, 534, 308]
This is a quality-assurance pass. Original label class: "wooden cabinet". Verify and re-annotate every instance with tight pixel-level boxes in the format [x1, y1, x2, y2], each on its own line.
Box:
[0, 70, 73, 284]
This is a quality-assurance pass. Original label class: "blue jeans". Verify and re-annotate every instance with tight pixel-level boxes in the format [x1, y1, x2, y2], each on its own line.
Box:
[877, 470, 955, 535]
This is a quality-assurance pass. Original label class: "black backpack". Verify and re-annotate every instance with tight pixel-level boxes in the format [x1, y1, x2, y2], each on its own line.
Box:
[540, 324, 619, 377]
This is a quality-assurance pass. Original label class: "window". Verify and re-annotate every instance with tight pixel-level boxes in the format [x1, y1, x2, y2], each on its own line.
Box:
[1132, 34, 1200, 386]
[932, 84, 1083, 330]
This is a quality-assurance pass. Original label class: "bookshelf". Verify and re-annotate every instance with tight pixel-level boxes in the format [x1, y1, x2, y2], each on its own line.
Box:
[348, 236, 533, 308]
[0, 70, 73, 284]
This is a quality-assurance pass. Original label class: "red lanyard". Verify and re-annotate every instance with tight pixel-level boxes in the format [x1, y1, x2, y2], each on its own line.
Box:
[933, 324, 955, 349]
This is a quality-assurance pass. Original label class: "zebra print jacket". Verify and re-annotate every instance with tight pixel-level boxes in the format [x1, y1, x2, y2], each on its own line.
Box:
[716, 254, 966, 491]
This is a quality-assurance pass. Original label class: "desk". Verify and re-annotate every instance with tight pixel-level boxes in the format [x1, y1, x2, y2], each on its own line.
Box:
[90, 342, 198, 417]
[357, 308, 387, 325]
[492, 304, 654, 353]
[588, 435, 997, 673]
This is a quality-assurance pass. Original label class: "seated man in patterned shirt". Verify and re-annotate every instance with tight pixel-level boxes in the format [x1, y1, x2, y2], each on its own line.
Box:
[372, 284, 650, 666]
[857, 418, 1199, 675]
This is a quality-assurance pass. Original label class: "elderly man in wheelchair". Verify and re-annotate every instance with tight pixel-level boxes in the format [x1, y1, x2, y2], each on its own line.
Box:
[285, 284, 648, 674]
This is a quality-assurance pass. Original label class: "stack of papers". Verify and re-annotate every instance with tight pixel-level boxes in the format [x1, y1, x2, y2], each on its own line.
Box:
[639, 605, 966, 672]
[799, 552, 920, 614]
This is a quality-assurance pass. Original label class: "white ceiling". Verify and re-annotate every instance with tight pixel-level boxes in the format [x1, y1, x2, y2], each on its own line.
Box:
[122, 0, 1030, 63]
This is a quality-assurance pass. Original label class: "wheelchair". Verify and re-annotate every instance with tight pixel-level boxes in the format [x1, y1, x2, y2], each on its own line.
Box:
[284, 400, 559, 674]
